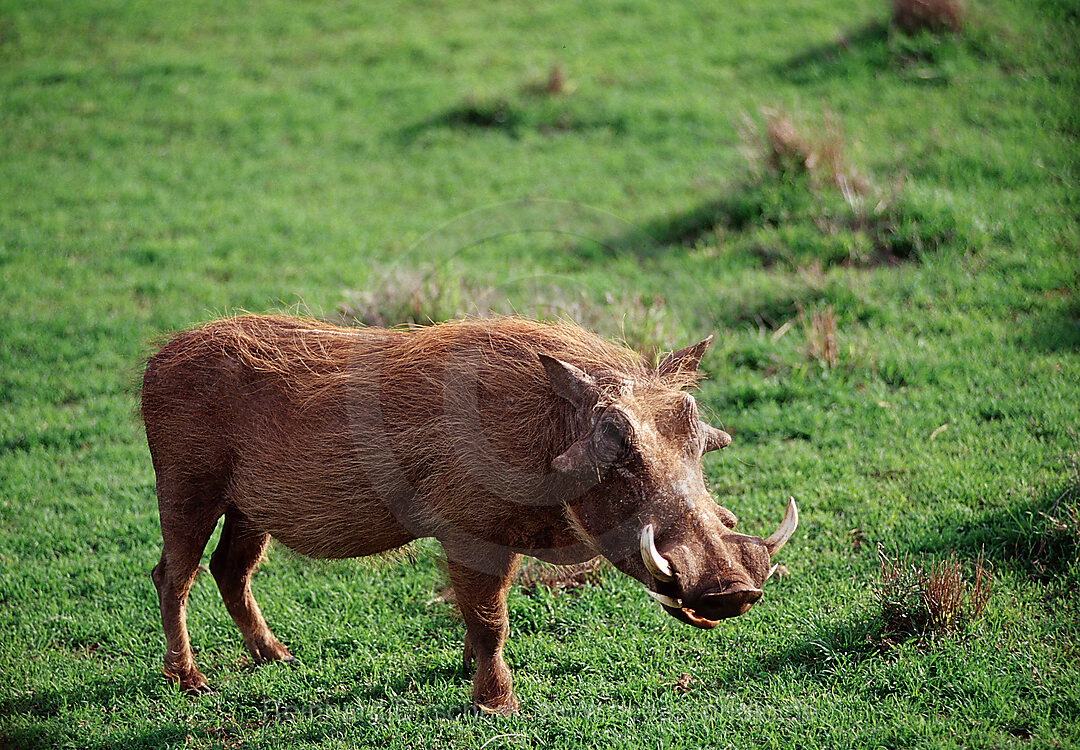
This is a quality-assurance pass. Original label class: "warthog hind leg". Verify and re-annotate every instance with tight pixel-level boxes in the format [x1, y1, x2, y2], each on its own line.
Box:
[445, 551, 521, 715]
[151, 478, 224, 696]
[210, 508, 294, 664]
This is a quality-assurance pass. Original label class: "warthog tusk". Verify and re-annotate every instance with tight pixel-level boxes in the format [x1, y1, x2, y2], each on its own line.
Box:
[645, 589, 683, 608]
[764, 496, 799, 556]
[640, 523, 674, 582]
[768, 563, 779, 580]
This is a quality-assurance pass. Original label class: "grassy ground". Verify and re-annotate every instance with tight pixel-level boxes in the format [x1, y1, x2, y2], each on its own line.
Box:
[1, 0, 1078, 747]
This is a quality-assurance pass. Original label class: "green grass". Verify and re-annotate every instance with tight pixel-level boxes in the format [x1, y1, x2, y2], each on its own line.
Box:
[1, 0, 1078, 747]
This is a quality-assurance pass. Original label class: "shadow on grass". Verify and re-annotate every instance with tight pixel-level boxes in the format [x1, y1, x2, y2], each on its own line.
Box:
[353, 658, 468, 705]
[0, 674, 186, 750]
[575, 169, 954, 272]
[95, 727, 192, 750]
[0, 673, 160, 722]
[747, 615, 883, 681]
[577, 193, 766, 261]
[245, 659, 477, 745]
[910, 484, 1079, 587]
[2, 725, 189, 750]
[401, 98, 524, 139]
[399, 97, 627, 142]
[774, 21, 891, 84]
[1023, 297, 1080, 352]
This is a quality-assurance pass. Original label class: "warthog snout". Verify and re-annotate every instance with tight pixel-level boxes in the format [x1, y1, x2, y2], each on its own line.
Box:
[640, 497, 798, 629]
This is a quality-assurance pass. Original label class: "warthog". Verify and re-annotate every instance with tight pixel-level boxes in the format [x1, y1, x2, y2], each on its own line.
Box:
[141, 314, 797, 714]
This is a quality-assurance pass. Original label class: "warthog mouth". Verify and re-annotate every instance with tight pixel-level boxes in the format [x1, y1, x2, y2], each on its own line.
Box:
[652, 595, 722, 629]
[641, 497, 798, 628]
[645, 588, 763, 629]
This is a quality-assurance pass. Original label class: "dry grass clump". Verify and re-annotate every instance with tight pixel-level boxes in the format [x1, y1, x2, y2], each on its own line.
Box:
[760, 107, 871, 201]
[893, 0, 965, 34]
[338, 269, 680, 360]
[581, 292, 680, 363]
[523, 64, 573, 97]
[338, 269, 500, 328]
[430, 558, 605, 613]
[799, 303, 838, 368]
[876, 544, 991, 640]
[516, 557, 605, 595]
[739, 106, 933, 266]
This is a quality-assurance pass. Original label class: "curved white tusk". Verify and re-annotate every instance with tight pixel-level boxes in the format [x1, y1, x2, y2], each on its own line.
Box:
[640, 523, 674, 582]
[764, 496, 799, 556]
[768, 563, 779, 580]
[645, 589, 683, 608]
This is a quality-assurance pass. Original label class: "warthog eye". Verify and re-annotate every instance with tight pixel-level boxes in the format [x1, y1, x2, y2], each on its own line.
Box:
[594, 418, 629, 463]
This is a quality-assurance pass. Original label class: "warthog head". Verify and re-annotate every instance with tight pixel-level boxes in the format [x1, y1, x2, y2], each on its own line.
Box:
[540, 336, 797, 628]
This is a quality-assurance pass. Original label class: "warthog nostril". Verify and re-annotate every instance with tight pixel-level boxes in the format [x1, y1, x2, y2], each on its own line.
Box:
[692, 586, 763, 619]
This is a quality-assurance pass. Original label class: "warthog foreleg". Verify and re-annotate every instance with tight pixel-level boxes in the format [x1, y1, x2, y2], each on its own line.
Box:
[446, 552, 521, 715]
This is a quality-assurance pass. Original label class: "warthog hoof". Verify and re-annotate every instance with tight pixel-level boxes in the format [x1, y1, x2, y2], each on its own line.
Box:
[471, 696, 520, 717]
[184, 682, 214, 697]
[165, 667, 212, 697]
[248, 640, 295, 664]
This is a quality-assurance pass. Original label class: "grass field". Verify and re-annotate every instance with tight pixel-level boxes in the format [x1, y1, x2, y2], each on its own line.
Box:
[1, 0, 1078, 747]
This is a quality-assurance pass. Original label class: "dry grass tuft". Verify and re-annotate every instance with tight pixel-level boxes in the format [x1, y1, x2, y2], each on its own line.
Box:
[523, 63, 574, 97]
[339, 269, 680, 361]
[893, 0, 965, 34]
[760, 107, 871, 199]
[429, 558, 605, 614]
[542, 64, 569, 96]
[739, 106, 935, 266]
[516, 557, 605, 595]
[876, 544, 991, 640]
[672, 673, 695, 692]
[800, 303, 838, 368]
[338, 269, 497, 328]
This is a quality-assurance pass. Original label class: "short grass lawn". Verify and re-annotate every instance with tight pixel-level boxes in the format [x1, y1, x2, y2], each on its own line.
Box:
[1, 0, 1077, 747]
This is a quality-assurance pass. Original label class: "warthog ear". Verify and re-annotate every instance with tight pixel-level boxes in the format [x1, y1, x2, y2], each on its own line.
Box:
[539, 354, 597, 407]
[659, 335, 714, 378]
[551, 437, 594, 476]
[702, 423, 732, 453]
[717, 505, 738, 528]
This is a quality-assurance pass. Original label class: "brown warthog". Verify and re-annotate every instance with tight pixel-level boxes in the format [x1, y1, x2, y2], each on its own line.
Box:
[141, 314, 797, 714]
